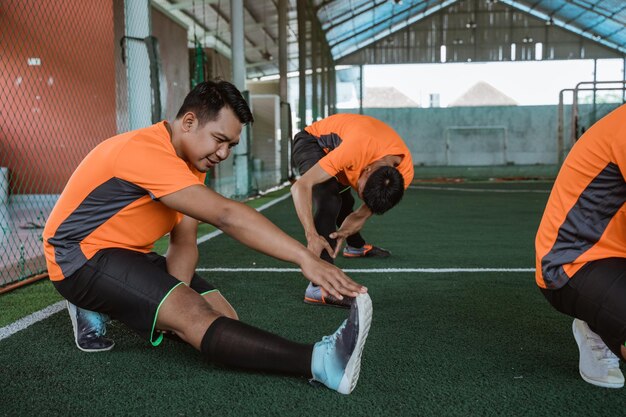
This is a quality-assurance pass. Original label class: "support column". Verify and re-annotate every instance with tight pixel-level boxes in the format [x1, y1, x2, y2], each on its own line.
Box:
[124, 0, 152, 130]
[278, 0, 290, 180]
[592, 58, 597, 124]
[359, 64, 364, 115]
[326, 50, 332, 116]
[278, 0, 288, 105]
[231, 0, 250, 197]
[297, 0, 307, 130]
[321, 47, 327, 118]
[311, 25, 319, 122]
[329, 63, 336, 115]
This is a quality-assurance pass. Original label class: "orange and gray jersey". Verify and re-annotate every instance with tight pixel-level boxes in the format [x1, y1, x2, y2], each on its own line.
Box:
[535, 104, 626, 289]
[304, 114, 414, 190]
[43, 122, 205, 281]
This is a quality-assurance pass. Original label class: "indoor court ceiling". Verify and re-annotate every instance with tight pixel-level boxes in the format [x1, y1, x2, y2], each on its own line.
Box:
[153, 0, 626, 78]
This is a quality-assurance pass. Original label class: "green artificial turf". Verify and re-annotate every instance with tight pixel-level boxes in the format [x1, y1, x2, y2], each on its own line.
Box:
[0, 280, 63, 327]
[2, 182, 625, 416]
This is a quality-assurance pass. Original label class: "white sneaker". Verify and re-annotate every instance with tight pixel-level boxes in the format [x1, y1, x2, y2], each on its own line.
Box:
[572, 319, 624, 388]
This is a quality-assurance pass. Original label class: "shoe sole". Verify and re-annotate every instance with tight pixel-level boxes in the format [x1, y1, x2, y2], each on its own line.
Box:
[572, 320, 624, 389]
[66, 301, 115, 353]
[342, 252, 391, 258]
[336, 293, 373, 394]
[367, 252, 391, 258]
[303, 297, 351, 309]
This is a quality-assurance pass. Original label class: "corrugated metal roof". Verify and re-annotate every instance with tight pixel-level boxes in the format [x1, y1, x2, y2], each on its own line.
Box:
[499, 0, 626, 55]
[154, 1, 625, 79]
[314, 0, 626, 60]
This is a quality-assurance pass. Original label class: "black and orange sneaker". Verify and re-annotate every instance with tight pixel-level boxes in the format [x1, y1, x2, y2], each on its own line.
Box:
[342, 244, 391, 258]
[304, 283, 353, 308]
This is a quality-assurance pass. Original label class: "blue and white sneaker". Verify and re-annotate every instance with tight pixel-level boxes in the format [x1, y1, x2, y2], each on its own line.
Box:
[66, 301, 115, 352]
[304, 282, 353, 309]
[311, 293, 373, 394]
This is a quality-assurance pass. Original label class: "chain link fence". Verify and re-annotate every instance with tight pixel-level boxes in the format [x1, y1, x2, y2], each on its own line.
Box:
[0, 1, 290, 288]
[1, 1, 118, 287]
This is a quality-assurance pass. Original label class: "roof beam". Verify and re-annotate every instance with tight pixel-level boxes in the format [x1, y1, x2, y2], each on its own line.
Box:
[151, 0, 231, 56]
[244, 2, 278, 44]
[329, 1, 431, 49]
[209, 1, 261, 51]
[569, 0, 626, 25]
[322, 0, 387, 32]
[162, 0, 220, 11]
[320, 0, 378, 31]
[314, 0, 335, 13]
[331, 0, 459, 58]
[498, 0, 626, 54]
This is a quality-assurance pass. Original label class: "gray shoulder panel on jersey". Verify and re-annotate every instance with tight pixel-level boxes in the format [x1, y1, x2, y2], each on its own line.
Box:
[48, 177, 149, 278]
[541, 162, 626, 288]
[317, 133, 343, 150]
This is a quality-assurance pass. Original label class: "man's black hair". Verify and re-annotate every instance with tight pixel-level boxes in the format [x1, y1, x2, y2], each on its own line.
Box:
[362, 166, 405, 215]
[176, 80, 254, 125]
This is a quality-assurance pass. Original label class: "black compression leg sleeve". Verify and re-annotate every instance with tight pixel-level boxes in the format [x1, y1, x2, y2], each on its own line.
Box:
[201, 317, 314, 377]
[312, 179, 342, 264]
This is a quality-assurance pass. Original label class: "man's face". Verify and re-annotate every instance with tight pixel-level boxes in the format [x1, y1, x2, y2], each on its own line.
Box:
[181, 107, 242, 173]
[356, 159, 388, 198]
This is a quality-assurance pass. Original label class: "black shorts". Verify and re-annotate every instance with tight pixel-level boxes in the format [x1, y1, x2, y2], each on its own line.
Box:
[541, 257, 626, 356]
[52, 248, 216, 346]
[291, 130, 326, 176]
[291, 130, 350, 194]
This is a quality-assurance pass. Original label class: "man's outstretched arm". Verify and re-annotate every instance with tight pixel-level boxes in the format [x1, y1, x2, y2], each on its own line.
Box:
[160, 184, 366, 299]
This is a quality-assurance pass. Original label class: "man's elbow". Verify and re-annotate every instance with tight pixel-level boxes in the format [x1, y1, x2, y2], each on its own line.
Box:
[291, 178, 312, 197]
[212, 202, 246, 231]
[290, 180, 302, 198]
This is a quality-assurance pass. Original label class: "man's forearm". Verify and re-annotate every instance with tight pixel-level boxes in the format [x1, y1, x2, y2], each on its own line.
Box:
[290, 181, 318, 237]
[218, 201, 312, 265]
[355, 203, 373, 220]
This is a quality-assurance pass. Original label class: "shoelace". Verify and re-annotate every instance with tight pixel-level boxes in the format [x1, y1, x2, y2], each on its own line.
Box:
[586, 333, 620, 368]
[344, 246, 365, 254]
[320, 321, 348, 347]
[91, 313, 110, 337]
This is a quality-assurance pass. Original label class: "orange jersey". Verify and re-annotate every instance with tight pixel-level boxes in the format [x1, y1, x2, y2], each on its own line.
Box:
[304, 114, 414, 189]
[43, 122, 205, 281]
[535, 104, 626, 289]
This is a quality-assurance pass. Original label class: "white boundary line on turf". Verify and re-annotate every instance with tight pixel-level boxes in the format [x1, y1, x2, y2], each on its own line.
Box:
[0, 191, 293, 342]
[0, 301, 65, 342]
[197, 267, 535, 273]
[409, 185, 549, 193]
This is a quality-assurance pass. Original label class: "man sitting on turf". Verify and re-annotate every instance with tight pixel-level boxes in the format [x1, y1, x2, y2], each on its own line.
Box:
[291, 114, 414, 308]
[42, 80, 372, 394]
[535, 103, 626, 389]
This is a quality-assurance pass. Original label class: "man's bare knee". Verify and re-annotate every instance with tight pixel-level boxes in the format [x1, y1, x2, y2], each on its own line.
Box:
[203, 291, 239, 320]
[157, 285, 221, 348]
[220, 304, 238, 320]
